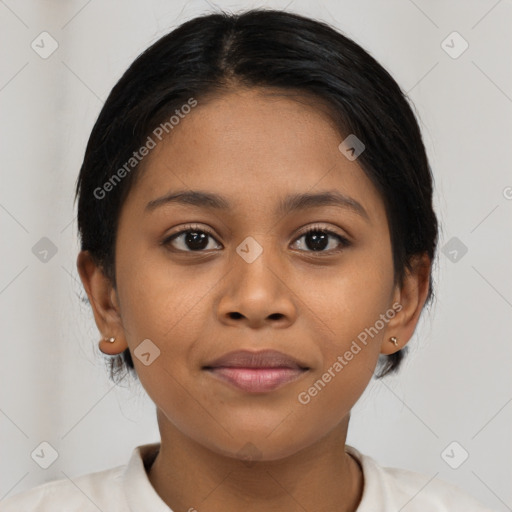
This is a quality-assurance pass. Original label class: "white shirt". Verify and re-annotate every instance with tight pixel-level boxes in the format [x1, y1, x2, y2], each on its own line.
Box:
[0, 443, 496, 511]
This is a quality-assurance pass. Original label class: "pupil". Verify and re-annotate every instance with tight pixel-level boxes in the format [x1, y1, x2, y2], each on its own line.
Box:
[306, 231, 328, 251]
[186, 231, 208, 250]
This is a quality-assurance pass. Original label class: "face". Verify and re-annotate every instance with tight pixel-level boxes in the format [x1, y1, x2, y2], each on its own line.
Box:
[82, 87, 423, 461]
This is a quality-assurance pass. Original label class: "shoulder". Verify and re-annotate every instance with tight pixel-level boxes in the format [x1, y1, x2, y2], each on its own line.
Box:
[0, 443, 163, 512]
[346, 445, 496, 512]
[380, 465, 496, 511]
[0, 464, 126, 512]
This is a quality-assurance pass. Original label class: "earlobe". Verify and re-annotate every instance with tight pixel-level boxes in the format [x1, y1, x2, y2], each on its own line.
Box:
[76, 251, 128, 353]
[98, 336, 128, 355]
[380, 253, 431, 355]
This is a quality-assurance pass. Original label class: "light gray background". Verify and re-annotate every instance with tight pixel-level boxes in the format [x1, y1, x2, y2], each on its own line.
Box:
[1, 0, 511, 510]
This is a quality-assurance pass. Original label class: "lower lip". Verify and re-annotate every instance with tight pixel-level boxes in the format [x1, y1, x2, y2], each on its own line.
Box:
[205, 367, 307, 393]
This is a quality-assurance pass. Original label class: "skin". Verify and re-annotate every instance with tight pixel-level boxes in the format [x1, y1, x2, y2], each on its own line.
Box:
[77, 87, 430, 512]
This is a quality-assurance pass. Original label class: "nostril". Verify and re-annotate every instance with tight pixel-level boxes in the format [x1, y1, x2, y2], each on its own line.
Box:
[228, 312, 243, 319]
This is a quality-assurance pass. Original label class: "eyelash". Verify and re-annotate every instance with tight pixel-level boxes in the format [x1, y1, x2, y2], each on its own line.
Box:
[162, 223, 351, 255]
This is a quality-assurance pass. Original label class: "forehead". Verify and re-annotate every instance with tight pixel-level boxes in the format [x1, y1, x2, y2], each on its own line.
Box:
[124, 87, 386, 223]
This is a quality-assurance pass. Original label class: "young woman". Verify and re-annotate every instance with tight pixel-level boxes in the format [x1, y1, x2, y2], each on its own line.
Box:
[1, 8, 495, 512]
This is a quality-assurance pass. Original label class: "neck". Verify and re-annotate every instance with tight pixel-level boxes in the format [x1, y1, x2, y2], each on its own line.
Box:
[147, 410, 363, 512]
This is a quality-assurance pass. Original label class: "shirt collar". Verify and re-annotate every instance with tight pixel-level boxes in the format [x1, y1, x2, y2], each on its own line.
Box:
[122, 443, 172, 511]
[345, 444, 396, 510]
[122, 442, 390, 512]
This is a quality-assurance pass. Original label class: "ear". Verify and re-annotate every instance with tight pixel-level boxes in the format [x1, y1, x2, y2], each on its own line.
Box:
[380, 253, 431, 355]
[76, 250, 128, 355]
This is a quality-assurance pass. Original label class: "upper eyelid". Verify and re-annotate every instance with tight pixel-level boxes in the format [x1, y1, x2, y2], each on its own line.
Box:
[167, 223, 347, 238]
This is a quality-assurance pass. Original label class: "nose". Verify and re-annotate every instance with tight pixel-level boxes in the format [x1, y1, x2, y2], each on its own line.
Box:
[216, 247, 297, 329]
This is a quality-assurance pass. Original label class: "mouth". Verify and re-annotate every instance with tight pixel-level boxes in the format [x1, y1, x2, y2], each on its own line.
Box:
[202, 349, 310, 393]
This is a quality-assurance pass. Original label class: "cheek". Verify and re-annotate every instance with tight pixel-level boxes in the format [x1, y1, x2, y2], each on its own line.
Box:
[300, 250, 394, 393]
[116, 251, 207, 341]
[116, 258, 212, 430]
[307, 250, 394, 340]
[113, 259, 197, 402]
[294, 264, 392, 427]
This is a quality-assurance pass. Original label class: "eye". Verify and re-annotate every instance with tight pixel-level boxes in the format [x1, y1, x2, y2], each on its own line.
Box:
[291, 225, 351, 254]
[162, 224, 222, 252]
[162, 224, 351, 254]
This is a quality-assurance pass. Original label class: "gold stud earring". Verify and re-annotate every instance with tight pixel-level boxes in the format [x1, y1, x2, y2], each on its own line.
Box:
[104, 337, 116, 343]
[389, 336, 398, 347]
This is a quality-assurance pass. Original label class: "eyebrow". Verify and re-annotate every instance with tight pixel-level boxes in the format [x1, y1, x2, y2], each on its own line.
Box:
[145, 189, 369, 221]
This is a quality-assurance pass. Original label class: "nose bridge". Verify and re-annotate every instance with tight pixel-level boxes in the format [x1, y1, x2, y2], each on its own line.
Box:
[233, 233, 280, 301]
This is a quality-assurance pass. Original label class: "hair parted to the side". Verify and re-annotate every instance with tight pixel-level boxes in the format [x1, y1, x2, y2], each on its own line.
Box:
[75, 8, 438, 382]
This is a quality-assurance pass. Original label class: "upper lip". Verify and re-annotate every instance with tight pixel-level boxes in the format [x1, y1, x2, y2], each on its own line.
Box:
[203, 349, 309, 370]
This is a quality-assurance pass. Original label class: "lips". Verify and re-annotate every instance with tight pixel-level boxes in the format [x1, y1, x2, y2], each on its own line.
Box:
[204, 349, 309, 370]
[203, 349, 309, 393]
